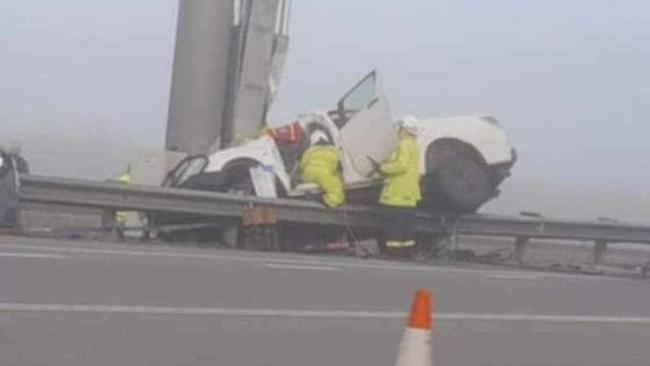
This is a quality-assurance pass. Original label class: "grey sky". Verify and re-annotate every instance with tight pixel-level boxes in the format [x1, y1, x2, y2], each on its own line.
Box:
[2, 1, 650, 219]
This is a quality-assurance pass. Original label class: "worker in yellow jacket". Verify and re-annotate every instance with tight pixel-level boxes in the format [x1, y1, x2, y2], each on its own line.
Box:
[115, 165, 132, 225]
[299, 131, 345, 208]
[370, 115, 422, 252]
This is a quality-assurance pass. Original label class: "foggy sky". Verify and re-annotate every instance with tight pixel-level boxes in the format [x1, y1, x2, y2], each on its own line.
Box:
[2, 0, 650, 220]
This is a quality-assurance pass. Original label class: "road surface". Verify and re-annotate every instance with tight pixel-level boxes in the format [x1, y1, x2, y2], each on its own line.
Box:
[0, 235, 649, 366]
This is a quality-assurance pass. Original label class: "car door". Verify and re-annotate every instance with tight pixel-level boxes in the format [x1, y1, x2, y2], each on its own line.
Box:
[336, 71, 396, 181]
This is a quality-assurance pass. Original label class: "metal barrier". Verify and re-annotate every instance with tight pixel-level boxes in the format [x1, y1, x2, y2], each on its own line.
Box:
[12, 174, 650, 264]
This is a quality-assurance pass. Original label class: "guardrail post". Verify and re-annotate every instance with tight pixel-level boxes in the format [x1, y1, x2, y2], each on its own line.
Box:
[593, 239, 607, 264]
[0, 153, 20, 231]
[514, 236, 530, 264]
[242, 207, 280, 251]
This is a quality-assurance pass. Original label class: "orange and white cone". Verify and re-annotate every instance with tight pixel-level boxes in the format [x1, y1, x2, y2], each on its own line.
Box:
[394, 289, 434, 366]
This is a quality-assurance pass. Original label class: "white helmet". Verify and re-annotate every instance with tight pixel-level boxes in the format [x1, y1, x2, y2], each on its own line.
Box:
[310, 130, 330, 145]
[397, 115, 418, 135]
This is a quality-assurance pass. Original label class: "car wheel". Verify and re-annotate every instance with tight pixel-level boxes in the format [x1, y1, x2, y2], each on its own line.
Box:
[422, 142, 495, 213]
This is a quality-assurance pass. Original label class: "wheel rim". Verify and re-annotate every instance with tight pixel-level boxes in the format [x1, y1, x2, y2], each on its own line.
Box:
[452, 159, 482, 193]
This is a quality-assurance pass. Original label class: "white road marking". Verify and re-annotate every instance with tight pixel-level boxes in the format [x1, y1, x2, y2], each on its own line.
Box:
[485, 273, 540, 280]
[264, 263, 340, 271]
[0, 302, 648, 324]
[437, 313, 650, 324]
[0, 243, 614, 281]
[0, 252, 67, 259]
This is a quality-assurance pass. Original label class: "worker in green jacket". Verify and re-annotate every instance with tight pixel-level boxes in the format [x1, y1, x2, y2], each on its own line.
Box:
[370, 115, 422, 253]
[300, 130, 345, 208]
[115, 165, 132, 225]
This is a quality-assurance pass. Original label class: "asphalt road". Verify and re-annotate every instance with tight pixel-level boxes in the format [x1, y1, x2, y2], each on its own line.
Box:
[1, 236, 650, 366]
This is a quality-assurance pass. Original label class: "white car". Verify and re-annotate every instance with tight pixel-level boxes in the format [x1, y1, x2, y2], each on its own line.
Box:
[170, 71, 516, 213]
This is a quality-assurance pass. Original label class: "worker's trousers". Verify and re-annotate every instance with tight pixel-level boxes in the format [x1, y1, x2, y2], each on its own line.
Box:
[381, 206, 416, 251]
[301, 170, 344, 208]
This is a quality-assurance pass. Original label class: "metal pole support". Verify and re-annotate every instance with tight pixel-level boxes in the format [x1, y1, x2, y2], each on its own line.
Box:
[593, 239, 607, 264]
[514, 236, 530, 264]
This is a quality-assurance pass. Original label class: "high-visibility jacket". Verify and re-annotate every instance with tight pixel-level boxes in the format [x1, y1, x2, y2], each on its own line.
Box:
[300, 145, 344, 208]
[115, 172, 131, 224]
[117, 172, 131, 184]
[379, 135, 421, 208]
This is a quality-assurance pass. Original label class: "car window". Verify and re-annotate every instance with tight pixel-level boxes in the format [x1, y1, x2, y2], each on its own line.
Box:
[333, 71, 378, 128]
[339, 72, 376, 111]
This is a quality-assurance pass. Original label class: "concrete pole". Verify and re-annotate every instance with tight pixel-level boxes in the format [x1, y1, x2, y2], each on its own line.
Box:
[223, 0, 287, 147]
[166, 0, 235, 156]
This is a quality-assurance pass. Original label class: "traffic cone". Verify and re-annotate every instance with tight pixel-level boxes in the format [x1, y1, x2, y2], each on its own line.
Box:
[394, 289, 434, 366]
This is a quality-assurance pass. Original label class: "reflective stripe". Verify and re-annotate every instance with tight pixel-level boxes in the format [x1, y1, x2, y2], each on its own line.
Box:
[385, 241, 401, 248]
[386, 240, 416, 248]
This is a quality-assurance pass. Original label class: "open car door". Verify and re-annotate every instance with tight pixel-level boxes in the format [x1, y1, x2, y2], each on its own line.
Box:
[334, 71, 396, 181]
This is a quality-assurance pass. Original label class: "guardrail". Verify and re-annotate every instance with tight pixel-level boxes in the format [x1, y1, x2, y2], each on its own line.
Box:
[18, 175, 386, 228]
[15, 174, 650, 265]
[434, 213, 650, 264]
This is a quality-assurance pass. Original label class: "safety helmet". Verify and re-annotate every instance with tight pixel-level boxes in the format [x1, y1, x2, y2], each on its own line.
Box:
[396, 115, 418, 135]
[310, 130, 330, 145]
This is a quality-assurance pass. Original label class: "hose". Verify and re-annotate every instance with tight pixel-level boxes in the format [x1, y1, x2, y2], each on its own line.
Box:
[340, 204, 372, 258]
